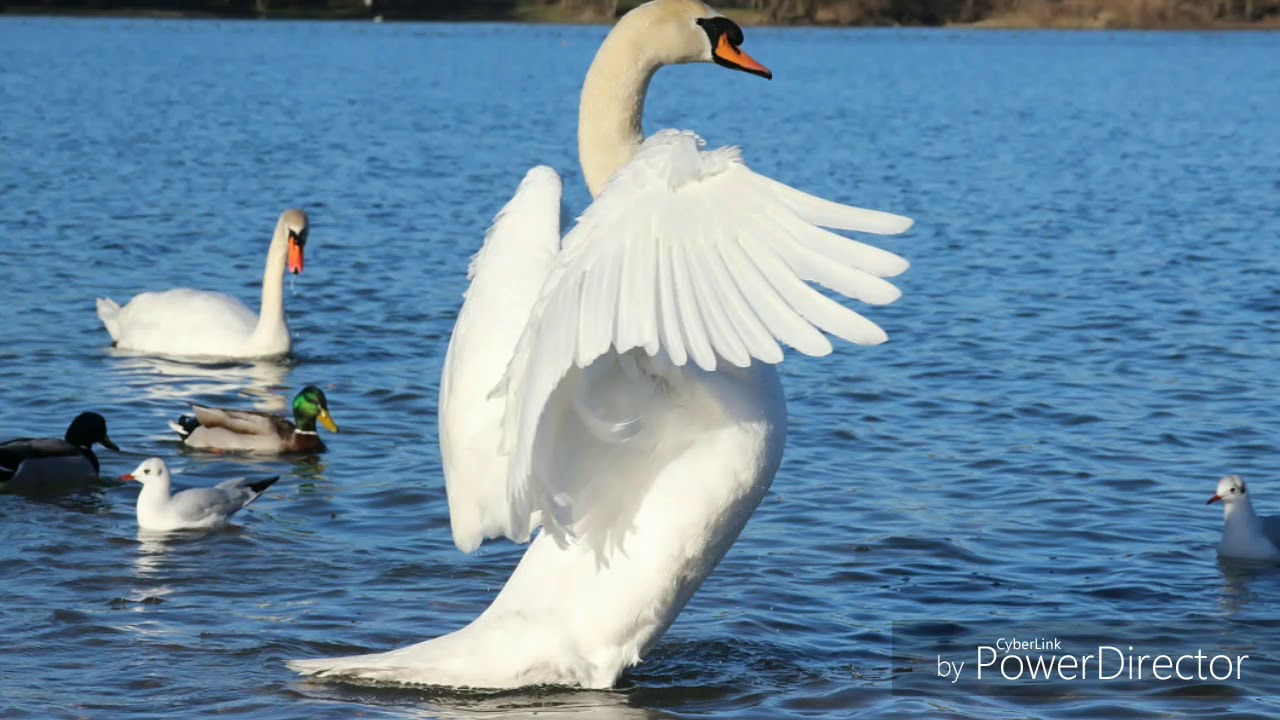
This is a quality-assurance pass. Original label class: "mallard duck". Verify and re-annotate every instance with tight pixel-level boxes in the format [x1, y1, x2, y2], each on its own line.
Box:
[0, 412, 120, 493]
[168, 386, 338, 453]
[122, 457, 280, 531]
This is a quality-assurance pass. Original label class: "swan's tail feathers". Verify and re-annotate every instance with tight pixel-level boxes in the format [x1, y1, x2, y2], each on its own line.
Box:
[169, 415, 200, 439]
[288, 639, 479, 687]
[288, 617, 603, 688]
[96, 297, 122, 340]
[288, 653, 415, 683]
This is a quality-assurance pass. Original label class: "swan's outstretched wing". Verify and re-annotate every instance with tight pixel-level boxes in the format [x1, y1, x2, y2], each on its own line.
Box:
[440, 166, 563, 552]
[499, 130, 912, 542]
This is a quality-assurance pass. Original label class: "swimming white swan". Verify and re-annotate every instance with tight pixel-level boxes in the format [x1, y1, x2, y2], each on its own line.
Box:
[291, 0, 911, 688]
[1209, 475, 1280, 561]
[96, 209, 309, 359]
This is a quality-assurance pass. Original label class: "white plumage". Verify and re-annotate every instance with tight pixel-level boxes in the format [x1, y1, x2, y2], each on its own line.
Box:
[439, 166, 562, 553]
[498, 131, 909, 545]
[291, 0, 912, 689]
[123, 458, 279, 532]
[1209, 474, 1280, 561]
[96, 209, 309, 360]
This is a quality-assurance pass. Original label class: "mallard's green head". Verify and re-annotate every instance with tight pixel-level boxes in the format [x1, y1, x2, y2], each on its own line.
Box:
[292, 386, 339, 433]
[65, 412, 120, 452]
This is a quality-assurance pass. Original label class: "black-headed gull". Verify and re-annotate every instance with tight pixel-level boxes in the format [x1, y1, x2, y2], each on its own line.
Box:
[122, 457, 279, 531]
[1208, 474, 1280, 561]
[0, 412, 120, 494]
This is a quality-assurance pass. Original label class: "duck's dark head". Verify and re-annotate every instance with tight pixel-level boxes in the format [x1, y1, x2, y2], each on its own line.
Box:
[65, 412, 120, 452]
[293, 386, 339, 433]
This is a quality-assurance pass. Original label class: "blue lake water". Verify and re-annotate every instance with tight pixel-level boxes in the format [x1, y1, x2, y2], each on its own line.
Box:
[2, 16, 1280, 719]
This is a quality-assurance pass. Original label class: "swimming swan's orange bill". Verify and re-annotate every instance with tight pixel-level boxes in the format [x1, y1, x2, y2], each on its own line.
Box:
[288, 238, 305, 274]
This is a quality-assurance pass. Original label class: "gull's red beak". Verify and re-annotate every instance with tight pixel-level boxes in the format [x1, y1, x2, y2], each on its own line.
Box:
[1206, 495, 1222, 505]
[121, 474, 136, 482]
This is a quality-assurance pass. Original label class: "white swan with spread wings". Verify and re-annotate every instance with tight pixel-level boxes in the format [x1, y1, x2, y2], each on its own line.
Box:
[292, 0, 912, 689]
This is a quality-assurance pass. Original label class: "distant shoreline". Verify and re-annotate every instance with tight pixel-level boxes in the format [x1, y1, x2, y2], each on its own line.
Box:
[957, 14, 1280, 30]
[2, 5, 1277, 30]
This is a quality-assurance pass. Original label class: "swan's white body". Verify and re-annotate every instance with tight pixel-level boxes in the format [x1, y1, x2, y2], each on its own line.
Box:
[291, 0, 912, 688]
[1211, 475, 1280, 561]
[125, 458, 278, 531]
[96, 209, 307, 360]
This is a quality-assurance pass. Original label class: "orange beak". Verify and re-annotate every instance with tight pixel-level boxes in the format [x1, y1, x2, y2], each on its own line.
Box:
[121, 474, 136, 482]
[1207, 495, 1222, 505]
[714, 35, 772, 80]
[288, 237, 304, 274]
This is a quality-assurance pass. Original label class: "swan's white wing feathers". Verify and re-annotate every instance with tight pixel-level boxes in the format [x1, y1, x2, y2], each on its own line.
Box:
[440, 166, 562, 552]
[499, 130, 911, 541]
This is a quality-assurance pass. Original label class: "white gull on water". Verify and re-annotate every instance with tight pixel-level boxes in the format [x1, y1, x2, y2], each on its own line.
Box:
[1209, 474, 1280, 561]
[122, 458, 280, 532]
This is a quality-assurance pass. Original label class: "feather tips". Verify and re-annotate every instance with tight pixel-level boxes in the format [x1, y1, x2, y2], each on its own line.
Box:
[494, 130, 912, 544]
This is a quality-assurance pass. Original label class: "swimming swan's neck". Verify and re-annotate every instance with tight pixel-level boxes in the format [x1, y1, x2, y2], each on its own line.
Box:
[253, 219, 291, 343]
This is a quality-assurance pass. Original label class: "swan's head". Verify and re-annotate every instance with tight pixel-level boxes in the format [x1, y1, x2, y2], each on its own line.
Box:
[122, 458, 171, 486]
[293, 385, 340, 433]
[65, 411, 119, 452]
[627, 0, 771, 79]
[1208, 474, 1251, 506]
[279, 208, 309, 275]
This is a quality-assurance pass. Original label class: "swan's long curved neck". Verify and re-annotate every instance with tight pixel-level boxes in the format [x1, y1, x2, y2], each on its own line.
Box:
[253, 221, 290, 341]
[578, 18, 662, 198]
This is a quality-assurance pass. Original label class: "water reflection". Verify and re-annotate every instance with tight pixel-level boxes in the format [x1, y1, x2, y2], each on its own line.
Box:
[419, 690, 682, 720]
[1216, 558, 1280, 615]
[133, 528, 182, 578]
[106, 349, 292, 412]
[297, 685, 682, 720]
[133, 525, 244, 578]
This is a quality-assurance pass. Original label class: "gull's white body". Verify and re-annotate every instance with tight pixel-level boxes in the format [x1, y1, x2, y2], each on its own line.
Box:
[127, 458, 277, 531]
[96, 210, 304, 360]
[291, 0, 912, 689]
[1213, 475, 1280, 561]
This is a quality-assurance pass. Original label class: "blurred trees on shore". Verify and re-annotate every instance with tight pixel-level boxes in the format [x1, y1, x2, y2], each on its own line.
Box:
[745, 0, 1277, 26]
[4, 0, 1277, 26]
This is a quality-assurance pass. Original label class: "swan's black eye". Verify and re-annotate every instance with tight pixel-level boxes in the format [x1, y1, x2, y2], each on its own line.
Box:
[697, 17, 744, 49]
